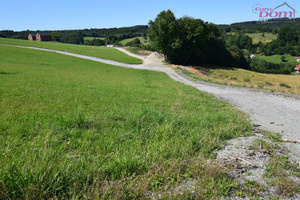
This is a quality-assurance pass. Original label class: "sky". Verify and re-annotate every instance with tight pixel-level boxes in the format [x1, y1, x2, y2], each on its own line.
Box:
[0, 0, 299, 31]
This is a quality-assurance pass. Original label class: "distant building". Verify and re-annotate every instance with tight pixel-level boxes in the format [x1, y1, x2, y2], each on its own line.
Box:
[106, 45, 115, 48]
[297, 59, 300, 63]
[28, 33, 36, 41]
[28, 33, 52, 41]
[294, 64, 300, 73]
[36, 33, 52, 41]
[250, 54, 256, 59]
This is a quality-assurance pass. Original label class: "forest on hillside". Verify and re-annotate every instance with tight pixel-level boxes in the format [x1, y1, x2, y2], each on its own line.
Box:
[1, 17, 299, 74]
[218, 18, 300, 33]
[1, 18, 300, 43]
[0, 25, 148, 44]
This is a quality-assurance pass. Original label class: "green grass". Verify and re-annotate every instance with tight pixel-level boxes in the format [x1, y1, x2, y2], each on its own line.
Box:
[0, 38, 142, 64]
[84, 37, 105, 41]
[256, 54, 298, 65]
[264, 155, 300, 196]
[126, 47, 141, 55]
[246, 33, 278, 44]
[120, 37, 149, 46]
[0, 45, 251, 199]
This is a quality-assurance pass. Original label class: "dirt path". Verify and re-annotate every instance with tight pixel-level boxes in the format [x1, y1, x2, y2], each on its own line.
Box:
[2, 44, 300, 163]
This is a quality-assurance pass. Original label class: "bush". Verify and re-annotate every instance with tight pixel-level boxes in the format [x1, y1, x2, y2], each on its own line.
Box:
[281, 56, 287, 62]
[257, 82, 264, 89]
[250, 59, 294, 74]
[244, 78, 251, 82]
[279, 83, 291, 88]
[265, 82, 273, 86]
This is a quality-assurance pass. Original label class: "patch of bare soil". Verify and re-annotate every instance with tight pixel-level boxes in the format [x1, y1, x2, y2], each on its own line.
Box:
[214, 130, 300, 199]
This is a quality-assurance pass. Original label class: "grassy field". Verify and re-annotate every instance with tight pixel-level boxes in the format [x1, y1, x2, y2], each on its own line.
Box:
[181, 67, 300, 95]
[0, 45, 252, 199]
[246, 33, 278, 44]
[256, 54, 298, 65]
[120, 37, 149, 46]
[0, 38, 142, 64]
[84, 37, 105, 41]
[126, 47, 153, 55]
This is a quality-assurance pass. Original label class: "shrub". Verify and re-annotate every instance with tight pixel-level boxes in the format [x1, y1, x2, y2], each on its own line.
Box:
[279, 83, 291, 88]
[244, 78, 251, 82]
[265, 82, 273, 86]
[257, 82, 264, 89]
[281, 56, 287, 62]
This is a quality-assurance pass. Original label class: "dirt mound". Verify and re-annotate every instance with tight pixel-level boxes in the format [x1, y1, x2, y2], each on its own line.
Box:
[144, 52, 164, 66]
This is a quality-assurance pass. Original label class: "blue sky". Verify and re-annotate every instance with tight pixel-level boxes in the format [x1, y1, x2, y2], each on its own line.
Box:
[0, 0, 299, 31]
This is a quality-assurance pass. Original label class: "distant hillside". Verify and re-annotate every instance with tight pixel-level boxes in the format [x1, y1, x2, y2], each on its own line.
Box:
[0, 25, 148, 40]
[217, 18, 300, 33]
[1, 18, 299, 41]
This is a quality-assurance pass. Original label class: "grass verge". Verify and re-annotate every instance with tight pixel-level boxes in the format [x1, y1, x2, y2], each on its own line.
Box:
[178, 67, 300, 95]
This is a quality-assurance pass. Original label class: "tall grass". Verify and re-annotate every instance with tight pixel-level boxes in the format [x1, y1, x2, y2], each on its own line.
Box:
[0, 46, 251, 199]
[182, 67, 300, 95]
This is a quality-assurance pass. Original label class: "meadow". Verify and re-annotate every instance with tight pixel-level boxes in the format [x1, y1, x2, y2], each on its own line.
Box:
[120, 37, 149, 46]
[0, 45, 251, 199]
[84, 37, 105, 41]
[256, 54, 298, 65]
[181, 67, 300, 95]
[246, 33, 278, 44]
[0, 38, 142, 64]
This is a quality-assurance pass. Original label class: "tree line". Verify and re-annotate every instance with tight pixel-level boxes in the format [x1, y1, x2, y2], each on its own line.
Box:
[148, 10, 246, 67]
[218, 18, 300, 33]
[147, 10, 299, 74]
[0, 25, 148, 44]
[260, 26, 300, 56]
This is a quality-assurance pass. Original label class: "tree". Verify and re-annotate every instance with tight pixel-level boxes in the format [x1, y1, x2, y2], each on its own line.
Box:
[51, 32, 60, 42]
[60, 32, 83, 44]
[148, 10, 243, 67]
[277, 27, 298, 45]
[148, 10, 178, 61]
[281, 56, 287, 62]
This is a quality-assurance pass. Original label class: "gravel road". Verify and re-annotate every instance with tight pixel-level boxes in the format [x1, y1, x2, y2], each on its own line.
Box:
[2, 44, 300, 162]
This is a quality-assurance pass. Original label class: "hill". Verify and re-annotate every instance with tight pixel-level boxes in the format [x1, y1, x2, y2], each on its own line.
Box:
[217, 18, 300, 33]
[0, 38, 142, 64]
[245, 32, 278, 44]
[0, 25, 148, 40]
[0, 45, 250, 199]
[2, 18, 299, 42]
[120, 36, 149, 46]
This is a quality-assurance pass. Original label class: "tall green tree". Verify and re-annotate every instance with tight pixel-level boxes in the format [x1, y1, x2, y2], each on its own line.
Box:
[148, 10, 178, 61]
[148, 10, 239, 67]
